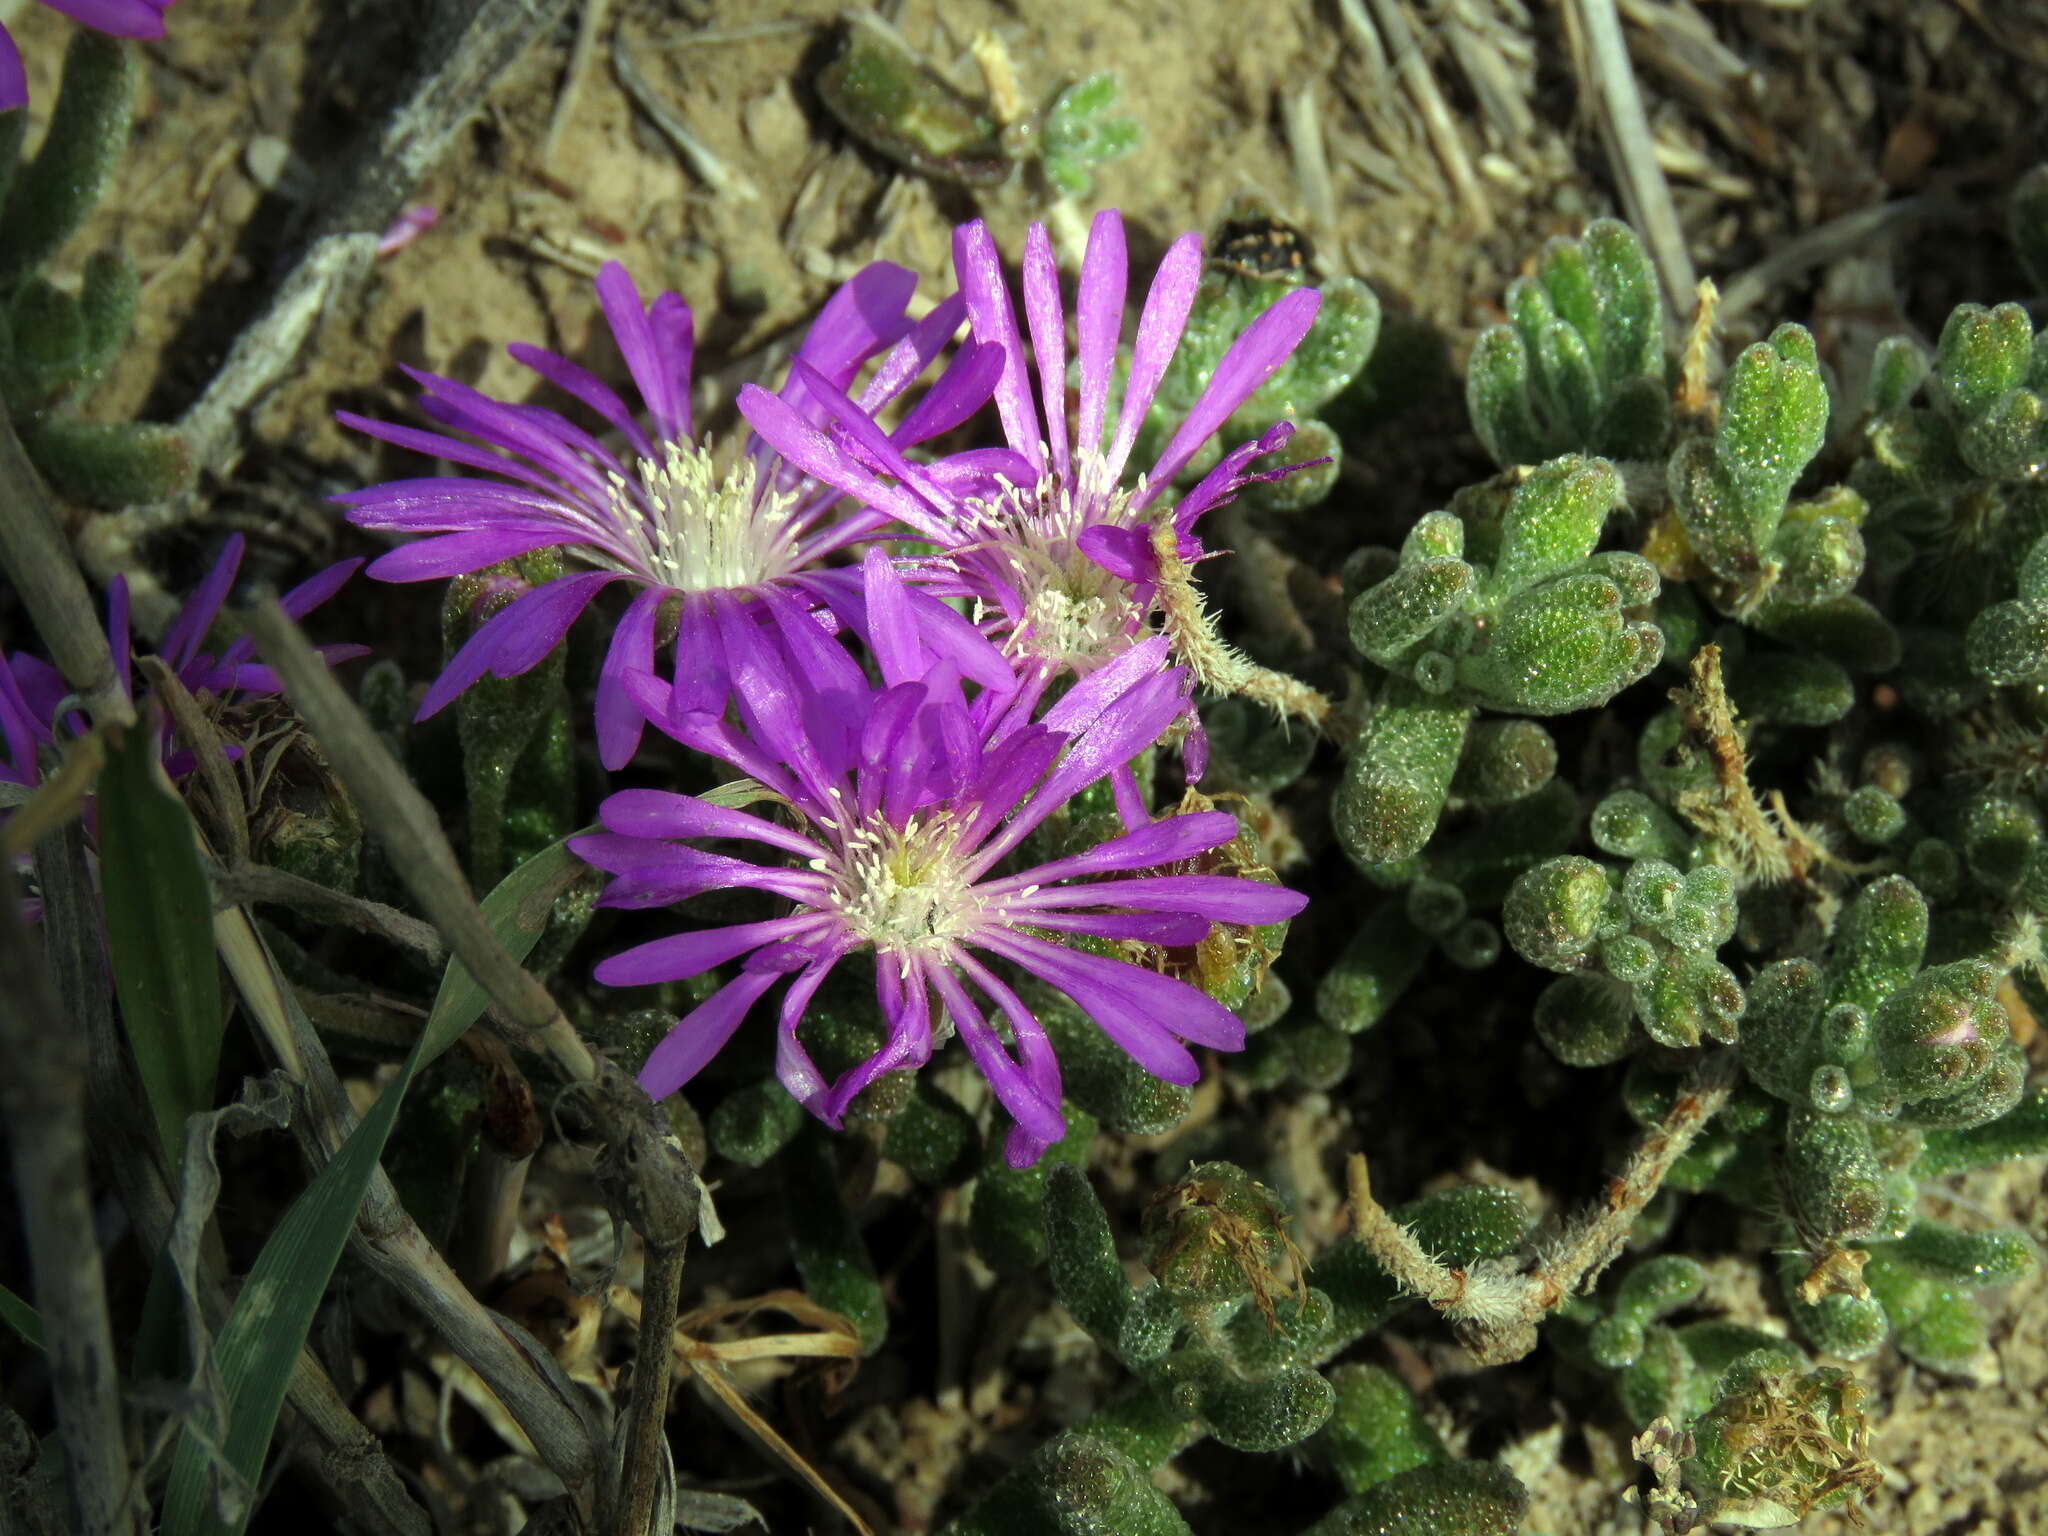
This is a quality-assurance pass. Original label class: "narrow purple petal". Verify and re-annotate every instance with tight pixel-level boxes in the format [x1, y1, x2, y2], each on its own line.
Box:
[638, 970, 782, 1099]
[1013, 874, 1308, 925]
[334, 412, 575, 498]
[595, 262, 690, 446]
[648, 291, 695, 442]
[860, 547, 928, 689]
[414, 571, 618, 720]
[1141, 287, 1320, 501]
[1040, 635, 1172, 734]
[737, 384, 955, 545]
[774, 949, 851, 1110]
[1169, 421, 1299, 536]
[596, 787, 826, 858]
[1075, 523, 1150, 581]
[1021, 223, 1070, 477]
[889, 338, 1006, 448]
[0, 28, 25, 113]
[1023, 910, 1213, 945]
[40, 0, 170, 39]
[993, 811, 1241, 887]
[858, 291, 968, 414]
[970, 669, 1190, 871]
[365, 529, 576, 582]
[792, 261, 918, 392]
[1074, 209, 1128, 459]
[928, 960, 1064, 1145]
[594, 912, 831, 987]
[161, 535, 245, 673]
[1106, 231, 1203, 479]
[594, 586, 663, 770]
[977, 928, 1209, 1081]
[817, 957, 931, 1124]
[952, 220, 1041, 471]
[509, 341, 655, 461]
[586, 846, 826, 908]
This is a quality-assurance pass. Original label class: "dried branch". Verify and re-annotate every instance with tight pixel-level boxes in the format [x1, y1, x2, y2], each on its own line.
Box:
[37, 841, 429, 1536]
[206, 862, 444, 963]
[1718, 193, 1960, 322]
[243, 600, 599, 1081]
[543, 0, 612, 170]
[210, 900, 607, 1524]
[76, 0, 573, 616]
[0, 403, 134, 728]
[0, 857, 144, 1536]
[245, 599, 712, 1529]
[1345, 1049, 1739, 1365]
[1562, 0, 1697, 318]
[451, 1050, 541, 1293]
[1353, 0, 1489, 226]
[1150, 522, 1332, 734]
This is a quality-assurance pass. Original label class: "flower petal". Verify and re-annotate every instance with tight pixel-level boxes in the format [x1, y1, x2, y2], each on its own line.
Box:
[1073, 209, 1129, 460]
[414, 571, 618, 720]
[595, 788, 824, 857]
[594, 913, 831, 987]
[0, 27, 26, 113]
[992, 810, 1241, 887]
[1021, 223, 1070, 476]
[595, 586, 663, 771]
[595, 262, 691, 446]
[638, 969, 782, 1099]
[952, 219, 1041, 472]
[509, 340, 654, 461]
[1106, 230, 1204, 479]
[1141, 286, 1320, 501]
[1013, 874, 1308, 925]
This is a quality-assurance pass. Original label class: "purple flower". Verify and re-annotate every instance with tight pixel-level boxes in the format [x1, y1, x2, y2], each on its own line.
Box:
[0, 0, 176, 113]
[337, 260, 1006, 770]
[1, 533, 362, 791]
[571, 551, 1306, 1166]
[741, 209, 1320, 679]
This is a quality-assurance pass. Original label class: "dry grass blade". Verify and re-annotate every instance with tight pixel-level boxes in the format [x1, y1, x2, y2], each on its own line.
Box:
[609, 1287, 870, 1533]
[1563, 0, 1698, 317]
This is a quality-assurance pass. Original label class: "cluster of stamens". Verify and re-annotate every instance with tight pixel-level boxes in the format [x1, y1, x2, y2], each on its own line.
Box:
[961, 449, 1153, 671]
[820, 811, 985, 952]
[599, 442, 803, 592]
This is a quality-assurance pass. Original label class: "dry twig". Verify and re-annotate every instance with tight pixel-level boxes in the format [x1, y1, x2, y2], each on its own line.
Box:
[1345, 1049, 1739, 1365]
[1562, 0, 1698, 318]
[0, 404, 134, 729]
[0, 856, 145, 1536]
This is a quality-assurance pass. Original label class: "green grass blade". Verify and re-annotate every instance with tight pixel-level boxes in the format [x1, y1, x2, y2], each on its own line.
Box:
[159, 834, 589, 1536]
[0, 1281, 44, 1350]
[97, 719, 224, 1167]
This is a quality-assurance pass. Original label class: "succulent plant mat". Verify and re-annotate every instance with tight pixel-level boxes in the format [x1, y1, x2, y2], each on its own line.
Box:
[1, 0, 2046, 1533]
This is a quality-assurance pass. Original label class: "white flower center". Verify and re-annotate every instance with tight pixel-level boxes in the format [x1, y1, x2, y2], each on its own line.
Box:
[600, 442, 803, 592]
[961, 448, 1151, 670]
[827, 813, 983, 952]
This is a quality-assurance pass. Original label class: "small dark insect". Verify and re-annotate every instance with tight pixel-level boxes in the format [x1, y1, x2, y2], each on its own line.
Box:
[1208, 214, 1312, 281]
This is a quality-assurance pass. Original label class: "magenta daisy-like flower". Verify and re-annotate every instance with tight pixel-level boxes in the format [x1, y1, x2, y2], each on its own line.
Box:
[337, 260, 1007, 770]
[0, 0, 176, 112]
[571, 550, 1307, 1166]
[3, 533, 364, 787]
[741, 209, 1320, 680]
